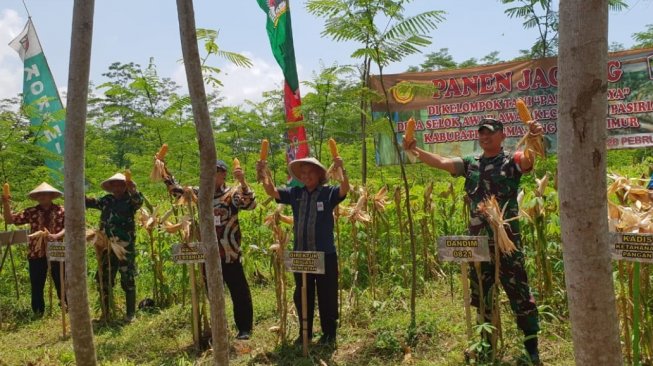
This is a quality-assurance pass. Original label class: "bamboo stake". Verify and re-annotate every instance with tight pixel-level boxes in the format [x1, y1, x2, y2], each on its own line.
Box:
[461, 262, 472, 340]
[61, 262, 67, 338]
[302, 272, 309, 357]
[190, 263, 200, 350]
[634, 262, 641, 366]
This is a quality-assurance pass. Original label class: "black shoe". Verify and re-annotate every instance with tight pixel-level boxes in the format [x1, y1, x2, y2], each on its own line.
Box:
[318, 334, 336, 346]
[236, 330, 251, 340]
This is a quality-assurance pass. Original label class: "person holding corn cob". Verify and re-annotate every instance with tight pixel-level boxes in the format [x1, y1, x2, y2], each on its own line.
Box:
[402, 114, 544, 365]
[85, 172, 144, 323]
[2, 182, 66, 317]
[159, 156, 256, 340]
[256, 140, 349, 346]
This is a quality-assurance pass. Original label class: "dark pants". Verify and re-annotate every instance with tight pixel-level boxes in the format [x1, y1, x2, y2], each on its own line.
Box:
[293, 253, 339, 339]
[96, 251, 136, 317]
[28, 257, 65, 315]
[469, 248, 540, 337]
[204, 258, 253, 332]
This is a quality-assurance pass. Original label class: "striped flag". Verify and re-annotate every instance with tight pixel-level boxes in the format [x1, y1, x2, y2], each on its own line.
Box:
[256, 0, 309, 162]
[9, 19, 65, 180]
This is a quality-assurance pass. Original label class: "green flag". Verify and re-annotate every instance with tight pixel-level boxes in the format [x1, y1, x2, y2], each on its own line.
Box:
[256, 0, 309, 161]
[9, 19, 65, 181]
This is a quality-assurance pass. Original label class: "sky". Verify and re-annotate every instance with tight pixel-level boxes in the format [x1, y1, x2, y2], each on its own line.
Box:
[0, 0, 652, 106]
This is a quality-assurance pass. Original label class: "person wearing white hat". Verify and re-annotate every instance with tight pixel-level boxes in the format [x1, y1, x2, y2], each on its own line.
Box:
[2, 182, 65, 316]
[257, 155, 350, 346]
[86, 172, 144, 323]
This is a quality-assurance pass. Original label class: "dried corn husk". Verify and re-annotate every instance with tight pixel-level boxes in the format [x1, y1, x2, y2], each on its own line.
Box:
[535, 173, 549, 198]
[264, 204, 294, 228]
[28, 229, 50, 253]
[327, 163, 344, 182]
[163, 215, 192, 242]
[90, 230, 128, 261]
[176, 186, 198, 206]
[257, 166, 272, 184]
[343, 189, 371, 223]
[477, 196, 517, 254]
[516, 122, 545, 159]
[373, 186, 389, 212]
[150, 158, 169, 182]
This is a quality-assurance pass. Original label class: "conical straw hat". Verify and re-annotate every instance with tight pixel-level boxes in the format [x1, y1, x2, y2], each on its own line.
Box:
[28, 182, 62, 200]
[288, 157, 327, 183]
[101, 173, 126, 191]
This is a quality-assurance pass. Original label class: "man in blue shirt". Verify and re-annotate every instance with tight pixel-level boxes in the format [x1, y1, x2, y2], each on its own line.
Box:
[257, 156, 349, 345]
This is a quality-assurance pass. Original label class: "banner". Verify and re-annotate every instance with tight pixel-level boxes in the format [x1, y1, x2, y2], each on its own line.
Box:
[9, 19, 65, 179]
[370, 47, 653, 166]
[256, 0, 309, 162]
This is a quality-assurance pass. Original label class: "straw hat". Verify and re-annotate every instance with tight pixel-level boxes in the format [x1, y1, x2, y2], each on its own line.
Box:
[101, 172, 126, 191]
[28, 182, 62, 200]
[288, 157, 327, 182]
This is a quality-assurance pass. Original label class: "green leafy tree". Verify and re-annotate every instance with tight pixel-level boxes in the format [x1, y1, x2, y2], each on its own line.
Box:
[308, 0, 444, 330]
[632, 24, 653, 48]
[501, 0, 627, 59]
[299, 63, 361, 161]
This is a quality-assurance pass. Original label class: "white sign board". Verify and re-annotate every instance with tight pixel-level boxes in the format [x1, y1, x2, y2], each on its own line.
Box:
[283, 251, 325, 274]
[611, 232, 653, 263]
[46, 241, 66, 262]
[437, 236, 490, 262]
[172, 243, 206, 264]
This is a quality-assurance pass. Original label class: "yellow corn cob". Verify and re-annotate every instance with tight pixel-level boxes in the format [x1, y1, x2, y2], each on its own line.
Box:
[233, 157, 241, 170]
[156, 143, 169, 160]
[124, 169, 132, 182]
[3, 183, 9, 198]
[516, 99, 531, 123]
[260, 139, 269, 160]
[405, 117, 416, 142]
[328, 138, 338, 158]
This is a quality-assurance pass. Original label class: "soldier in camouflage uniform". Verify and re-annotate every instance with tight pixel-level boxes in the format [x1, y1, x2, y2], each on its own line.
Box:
[86, 172, 144, 322]
[403, 118, 542, 364]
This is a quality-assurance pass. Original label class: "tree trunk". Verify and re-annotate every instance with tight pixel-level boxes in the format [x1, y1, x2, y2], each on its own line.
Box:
[175, 0, 229, 364]
[558, 1, 622, 364]
[64, 1, 97, 365]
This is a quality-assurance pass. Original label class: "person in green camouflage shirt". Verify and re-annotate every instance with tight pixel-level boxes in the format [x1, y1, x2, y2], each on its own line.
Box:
[86, 172, 144, 322]
[403, 118, 543, 365]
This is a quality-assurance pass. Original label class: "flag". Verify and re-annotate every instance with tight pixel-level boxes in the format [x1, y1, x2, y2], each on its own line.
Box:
[256, 0, 309, 162]
[9, 19, 65, 180]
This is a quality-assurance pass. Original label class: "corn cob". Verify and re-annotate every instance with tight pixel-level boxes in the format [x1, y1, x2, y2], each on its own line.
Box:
[124, 169, 132, 182]
[156, 143, 168, 160]
[233, 157, 241, 170]
[515, 99, 545, 158]
[516, 99, 531, 123]
[260, 139, 269, 160]
[328, 138, 339, 158]
[2, 183, 9, 198]
[405, 117, 416, 142]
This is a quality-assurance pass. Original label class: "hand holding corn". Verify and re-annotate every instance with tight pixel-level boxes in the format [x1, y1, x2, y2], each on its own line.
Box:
[233, 158, 247, 186]
[124, 169, 137, 192]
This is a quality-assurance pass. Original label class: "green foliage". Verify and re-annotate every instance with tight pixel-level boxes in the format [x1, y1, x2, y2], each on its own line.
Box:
[633, 24, 653, 49]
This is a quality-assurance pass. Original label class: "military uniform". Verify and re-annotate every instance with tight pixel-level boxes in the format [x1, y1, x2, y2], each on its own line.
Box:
[86, 190, 144, 320]
[452, 148, 540, 358]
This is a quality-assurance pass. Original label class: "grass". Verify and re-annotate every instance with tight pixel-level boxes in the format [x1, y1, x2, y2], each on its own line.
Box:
[0, 274, 575, 366]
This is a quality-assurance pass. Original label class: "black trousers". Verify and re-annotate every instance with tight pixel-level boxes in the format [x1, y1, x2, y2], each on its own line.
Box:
[204, 258, 253, 333]
[293, 253, 339, 338]
[28, 257, 65, 315]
